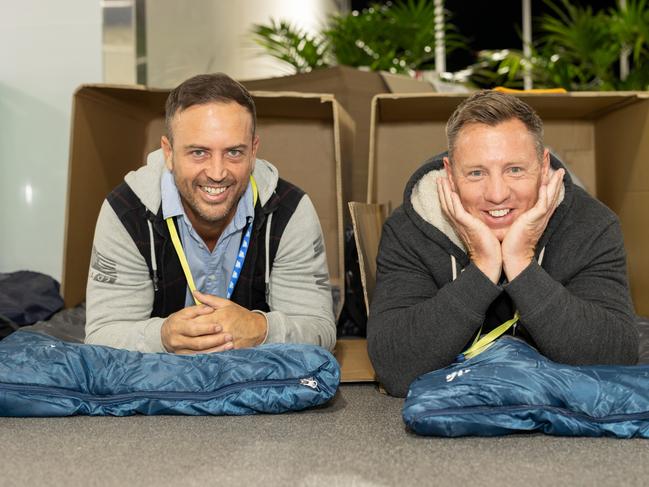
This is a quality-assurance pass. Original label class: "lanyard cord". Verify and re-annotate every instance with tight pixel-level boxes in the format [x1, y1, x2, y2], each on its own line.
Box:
[165, 176, 259, 305]
[459, 311, 520, 361]
[455, 248, 546, 362]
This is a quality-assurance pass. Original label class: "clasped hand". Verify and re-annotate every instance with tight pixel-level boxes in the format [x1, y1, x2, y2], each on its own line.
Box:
[436, 169, 564, 284]
[161, 291, 268, 354]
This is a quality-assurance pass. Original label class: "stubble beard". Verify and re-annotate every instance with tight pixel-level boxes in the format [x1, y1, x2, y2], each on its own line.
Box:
[177, 178, 242, 226]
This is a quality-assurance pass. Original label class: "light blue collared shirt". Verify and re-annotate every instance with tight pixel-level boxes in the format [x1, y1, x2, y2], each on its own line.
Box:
[161, 169, 254, 306]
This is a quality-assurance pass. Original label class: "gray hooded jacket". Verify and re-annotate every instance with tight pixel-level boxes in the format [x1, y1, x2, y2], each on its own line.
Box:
[85, 150, 336, 352]
[368, 153, 638, 397]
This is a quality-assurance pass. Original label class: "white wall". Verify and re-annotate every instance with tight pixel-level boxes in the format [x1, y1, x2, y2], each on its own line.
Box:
[145, 0, 342, 88]
[0, 0, 102, 281]
[0, 0, 339, 283]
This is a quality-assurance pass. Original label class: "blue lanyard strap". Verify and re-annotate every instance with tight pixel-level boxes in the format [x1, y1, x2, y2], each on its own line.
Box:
[166, 175, 259, 303]
[226, 220, 252, 299]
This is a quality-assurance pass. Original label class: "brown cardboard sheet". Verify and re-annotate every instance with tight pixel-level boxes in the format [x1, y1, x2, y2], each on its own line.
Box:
[595, 96, 649, 316]
[368, 91, 649, 316]
[332, 202, 388, 383]
[63, 86, 352, 313]
[348, 202, 386, 311]
[334, 338, 376, 383]
[243, 66, 432, 203]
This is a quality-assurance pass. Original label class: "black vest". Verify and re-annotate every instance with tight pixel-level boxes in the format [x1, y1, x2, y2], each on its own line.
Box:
[107, 178, 304, 318]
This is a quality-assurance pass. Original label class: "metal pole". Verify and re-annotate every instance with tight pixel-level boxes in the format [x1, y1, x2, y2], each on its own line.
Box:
[522, 0, 532, 89]
[434, 0, 446, 73]
[620, 0, 630, 81]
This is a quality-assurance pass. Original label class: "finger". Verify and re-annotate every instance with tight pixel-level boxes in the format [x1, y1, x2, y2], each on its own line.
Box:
[176, 341, 234, 355]
[175, 332, 234, 353]
[437, 178, 452, 219]
[449, 190, 473, 225]
[182, 322, 223, 337]
[441, 178, 457, 220]
[177, 304, 214, 319]
[549, 169, 565, 209]
[193, 291, 229, 309]
[535, 168, 563, 216]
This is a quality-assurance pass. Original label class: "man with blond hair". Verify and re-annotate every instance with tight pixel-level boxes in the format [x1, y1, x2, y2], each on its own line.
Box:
[368, 90, 638, 397]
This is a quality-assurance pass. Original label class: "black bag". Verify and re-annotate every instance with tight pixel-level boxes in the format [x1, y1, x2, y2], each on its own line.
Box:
[0, 271, 64, 339]
[336, 225, 367, 337]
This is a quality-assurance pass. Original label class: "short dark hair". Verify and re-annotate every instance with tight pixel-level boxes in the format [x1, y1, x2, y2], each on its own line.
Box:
[165, 73, 257, 143]
[446, 90, 544, 162]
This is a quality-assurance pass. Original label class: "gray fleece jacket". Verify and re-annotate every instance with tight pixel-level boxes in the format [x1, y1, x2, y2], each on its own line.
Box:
[368, 153, 639, 397]
[85, 150, 336, 352]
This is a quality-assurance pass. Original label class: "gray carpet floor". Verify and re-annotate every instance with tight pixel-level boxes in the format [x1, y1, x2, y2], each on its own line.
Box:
[2, 384, 649, 487]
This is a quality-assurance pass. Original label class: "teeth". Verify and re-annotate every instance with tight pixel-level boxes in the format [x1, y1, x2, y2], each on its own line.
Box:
[488, 209, 510, 217]
[202, 186, 226, 195]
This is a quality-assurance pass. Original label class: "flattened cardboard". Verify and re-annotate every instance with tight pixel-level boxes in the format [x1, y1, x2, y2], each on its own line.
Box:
[243, 66, 432, 203]
[62, 86, 353, 315]
[348, 202, 386, 311]
[334, 338, 376, 383]
[368, 91, 649, 315]
[332, 202, 387, 383]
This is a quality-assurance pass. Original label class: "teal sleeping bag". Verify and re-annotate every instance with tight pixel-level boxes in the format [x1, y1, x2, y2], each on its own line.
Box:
[0, 331, 339, 417]
[403, 337, 649, 438]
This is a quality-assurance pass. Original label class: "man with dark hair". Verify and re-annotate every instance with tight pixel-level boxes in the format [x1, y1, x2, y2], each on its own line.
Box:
[368, 90, 638, 397]
[86, 73, 335, 353]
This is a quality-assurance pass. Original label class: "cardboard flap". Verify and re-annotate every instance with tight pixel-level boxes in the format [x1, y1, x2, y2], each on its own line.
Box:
[348, 202, 386, 311]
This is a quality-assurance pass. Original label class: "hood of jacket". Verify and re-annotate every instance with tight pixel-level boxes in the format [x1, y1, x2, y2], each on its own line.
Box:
[123, 148, 280, 214]
[404, 151, 572, 261]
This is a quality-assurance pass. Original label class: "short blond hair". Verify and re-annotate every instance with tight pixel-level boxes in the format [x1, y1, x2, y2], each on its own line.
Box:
[446, 90, 544, 162]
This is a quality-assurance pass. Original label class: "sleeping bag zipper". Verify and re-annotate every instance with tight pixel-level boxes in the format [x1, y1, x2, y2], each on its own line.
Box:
[0, 375, 319, 405]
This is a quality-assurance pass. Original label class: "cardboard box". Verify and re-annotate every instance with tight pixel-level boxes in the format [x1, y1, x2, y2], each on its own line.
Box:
[62, 85, 354, 317]
[368, 91, 649, 316]
[243, 66, 433, 203]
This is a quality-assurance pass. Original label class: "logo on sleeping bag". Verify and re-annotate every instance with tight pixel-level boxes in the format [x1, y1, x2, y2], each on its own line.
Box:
[446, 368, 470, 382]
[90, 246, 118, 284]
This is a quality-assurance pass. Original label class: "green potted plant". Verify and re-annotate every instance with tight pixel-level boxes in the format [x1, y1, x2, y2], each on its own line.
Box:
[251, 0, 466, 75]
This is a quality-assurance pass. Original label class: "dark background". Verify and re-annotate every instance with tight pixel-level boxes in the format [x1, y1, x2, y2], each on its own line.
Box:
[350, 0, 617, 71]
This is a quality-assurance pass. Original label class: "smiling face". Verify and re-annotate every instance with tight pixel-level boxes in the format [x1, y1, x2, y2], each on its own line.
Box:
[444, 118, 550, 241]
[161, 101, 258, 238]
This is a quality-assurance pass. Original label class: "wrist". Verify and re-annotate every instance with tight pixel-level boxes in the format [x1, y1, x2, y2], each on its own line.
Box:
[251, 310, 269, 345]
[503, 254, 534, 281]
[472, 257, 502, 284]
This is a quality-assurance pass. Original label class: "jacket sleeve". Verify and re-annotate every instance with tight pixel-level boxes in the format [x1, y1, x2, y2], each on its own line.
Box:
[85, 200, 166, 353]
[367, 214, 503, 397]
[262, 195, 336, 351]
[505, 218, 638, 366]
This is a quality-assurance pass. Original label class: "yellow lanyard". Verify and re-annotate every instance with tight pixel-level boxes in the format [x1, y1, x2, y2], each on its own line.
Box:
[461, 311, 520, 360]
[165, 175, 259, 305]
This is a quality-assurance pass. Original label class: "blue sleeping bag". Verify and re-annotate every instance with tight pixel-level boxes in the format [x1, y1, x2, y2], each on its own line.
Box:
[403, 337, 649, 438]
[0, 331, 339, 417]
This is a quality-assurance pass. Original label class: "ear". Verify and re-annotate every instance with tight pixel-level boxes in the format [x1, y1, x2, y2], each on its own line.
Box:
[250, 134, 260, 171]
[541, 148, 551, 184]
[443, 156, 457, 192]
[161, 136, 174, 171]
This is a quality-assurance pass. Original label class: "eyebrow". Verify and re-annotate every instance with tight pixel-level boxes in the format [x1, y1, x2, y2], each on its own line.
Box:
[182, 144, 210, 151]
[225, 144, 248, 151]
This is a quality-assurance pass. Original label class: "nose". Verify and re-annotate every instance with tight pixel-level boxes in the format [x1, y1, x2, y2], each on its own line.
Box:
[484, 173, 511, 204]
[204, 155, 228, 182]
